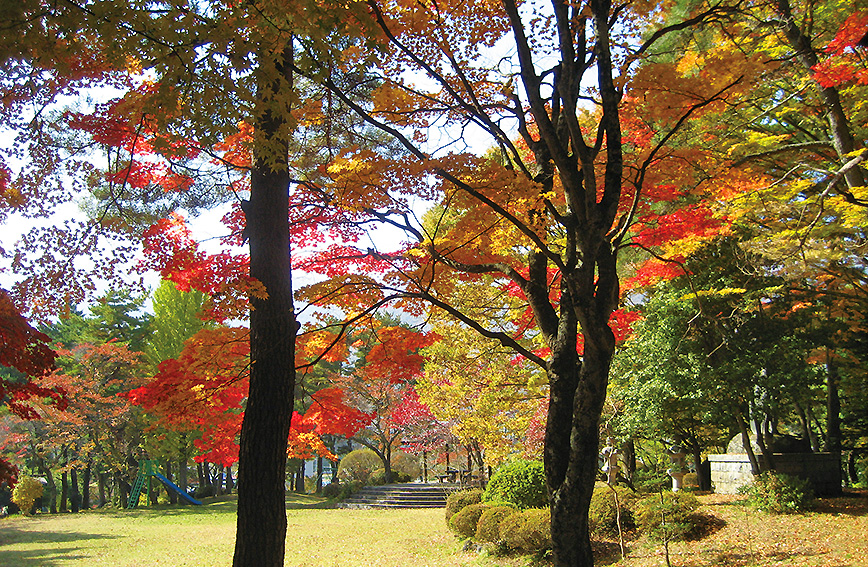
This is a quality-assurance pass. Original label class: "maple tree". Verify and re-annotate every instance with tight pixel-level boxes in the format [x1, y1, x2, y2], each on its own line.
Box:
[3, 3, 864, 567]
[286, 0, 753, 562]
[418, 312, 547, 468]
[321, 322, 435, 482]
[1, 2, 379, 563]
[11, 340, 149, 510]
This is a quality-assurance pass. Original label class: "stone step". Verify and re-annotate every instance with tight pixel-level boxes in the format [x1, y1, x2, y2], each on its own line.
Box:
[338, 482, 464, 509]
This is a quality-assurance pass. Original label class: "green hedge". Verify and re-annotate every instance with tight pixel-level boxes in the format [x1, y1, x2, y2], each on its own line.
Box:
[475, 505, 517, 543]
[445, 488, 483, 522]
[448, 503, 489, 538]
[499, 508, 551, 553]
[483, 459, 547, 509]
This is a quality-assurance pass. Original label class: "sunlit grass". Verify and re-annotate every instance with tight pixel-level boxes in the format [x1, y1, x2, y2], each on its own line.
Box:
[0, 494, 523, 566]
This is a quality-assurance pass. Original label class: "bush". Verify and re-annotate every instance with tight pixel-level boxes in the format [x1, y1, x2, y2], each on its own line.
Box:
[483, 459, 546, 510]
[635, 491, 706, 542]
[475, 505, 518, 543]
[193, 484, 215, 498]
[449, 502, 489, 538]
[499, 508, 551, 553]
[393, 471, 412, 483]
[739, 471, 813, 514]
[682, 472, 699, 489]
[321, 482, 343, 499]
[445, 488, 483, 521]
[633, 467, 670, 494]
[12, 477, 43, 515]
[368, 469, 388, 486]
[391, 451, 422, 480]
[588, 483, 636, 539]
[337, 449, 382, 485]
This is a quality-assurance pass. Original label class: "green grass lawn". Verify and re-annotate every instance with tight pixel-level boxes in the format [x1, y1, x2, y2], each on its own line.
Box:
[0, 494, 521, 566]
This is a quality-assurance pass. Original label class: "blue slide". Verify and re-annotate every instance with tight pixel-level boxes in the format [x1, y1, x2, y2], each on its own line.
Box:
[153, 472, 203, 505]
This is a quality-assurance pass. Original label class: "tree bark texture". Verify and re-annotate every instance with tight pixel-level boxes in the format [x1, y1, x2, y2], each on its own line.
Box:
[825, 356, 842, 452]
[232, 42, 296, 567]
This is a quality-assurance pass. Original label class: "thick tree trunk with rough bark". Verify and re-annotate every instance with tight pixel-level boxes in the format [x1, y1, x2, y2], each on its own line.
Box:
[232, 42, 296, 567]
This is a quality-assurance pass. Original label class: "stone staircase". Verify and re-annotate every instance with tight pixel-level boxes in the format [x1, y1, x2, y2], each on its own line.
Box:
[338, 482, 462, 509]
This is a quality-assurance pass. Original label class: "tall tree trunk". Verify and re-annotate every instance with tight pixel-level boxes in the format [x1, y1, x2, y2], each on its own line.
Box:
[98, 472, 107, 508]
[794, 400, 819, 452]
[621, 438, 637, 485]
[825, 353, 842, 453]
[60, 470, 68, 512]
[232, 41, 296, 567]
[149, 476, 159, 505]
[70, 469, 81, 513]
[115, 474, 130, 508]
[294, 462, 304, 493]
[178, 456, 188, 501]
[736, 410, 761, 475]
[546, 338, 612, 567]
[165, 461, 177, 505]
[226, 466, 234, 493]
[40, 463, 57, 514]
[81, 462, 91, 510]
[315, 457, 323, 494]
[752, 412, 776, 471]
[688, 433, 710, 491]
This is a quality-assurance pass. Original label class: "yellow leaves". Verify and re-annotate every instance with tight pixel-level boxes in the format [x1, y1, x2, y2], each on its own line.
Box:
[826, 185, 868, 229]
[125, 54, 143, 75]
[676, 52, 704, 76]
[680, 287, 746, 301]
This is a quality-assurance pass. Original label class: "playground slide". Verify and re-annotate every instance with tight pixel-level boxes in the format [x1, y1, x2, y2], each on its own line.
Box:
[153, 472, 203, 505]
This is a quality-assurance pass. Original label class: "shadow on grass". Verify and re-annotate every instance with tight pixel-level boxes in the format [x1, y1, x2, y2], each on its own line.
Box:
[0, 526, 120, 567]
[811, 490, 868, 517]
[95, 492, 334, 517]
[1, 547, 96, 566]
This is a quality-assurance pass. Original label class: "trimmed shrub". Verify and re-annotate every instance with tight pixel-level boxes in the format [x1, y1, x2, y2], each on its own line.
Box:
[368, 469, 388, 486]
[12, 477, 43, 515]
[588, 482, 636, 539]
[391, 451, 422, 480]
[449, 502, 488, 538]
[337, 449, 382, 485]
[635, 491, 706, 542]
[321, 482, 342, 499]
[739, 471, 813, 514]
[393, 471, 412, 483]
[445, 488, 483, 521]
[483, 459, 546, 509]
[499, 508, 551, 553]
[475, 505, 518, 543]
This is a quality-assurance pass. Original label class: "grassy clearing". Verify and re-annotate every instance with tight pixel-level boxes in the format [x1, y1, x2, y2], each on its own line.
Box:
[4, 491, 864, 566]
[0, 494, 523, 567]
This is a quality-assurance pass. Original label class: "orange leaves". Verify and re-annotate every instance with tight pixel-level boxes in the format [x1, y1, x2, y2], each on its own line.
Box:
[213, 121, 254, 169]
[623, 257, 686, 290]
[126, 327, 250, 425]
[361, 325, 436, 384]
[125, 326, 249, 464]
[296, 387, 372, 438]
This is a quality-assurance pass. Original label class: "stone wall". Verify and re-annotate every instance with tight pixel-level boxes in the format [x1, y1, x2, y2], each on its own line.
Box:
[708, 452, 842, 496]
